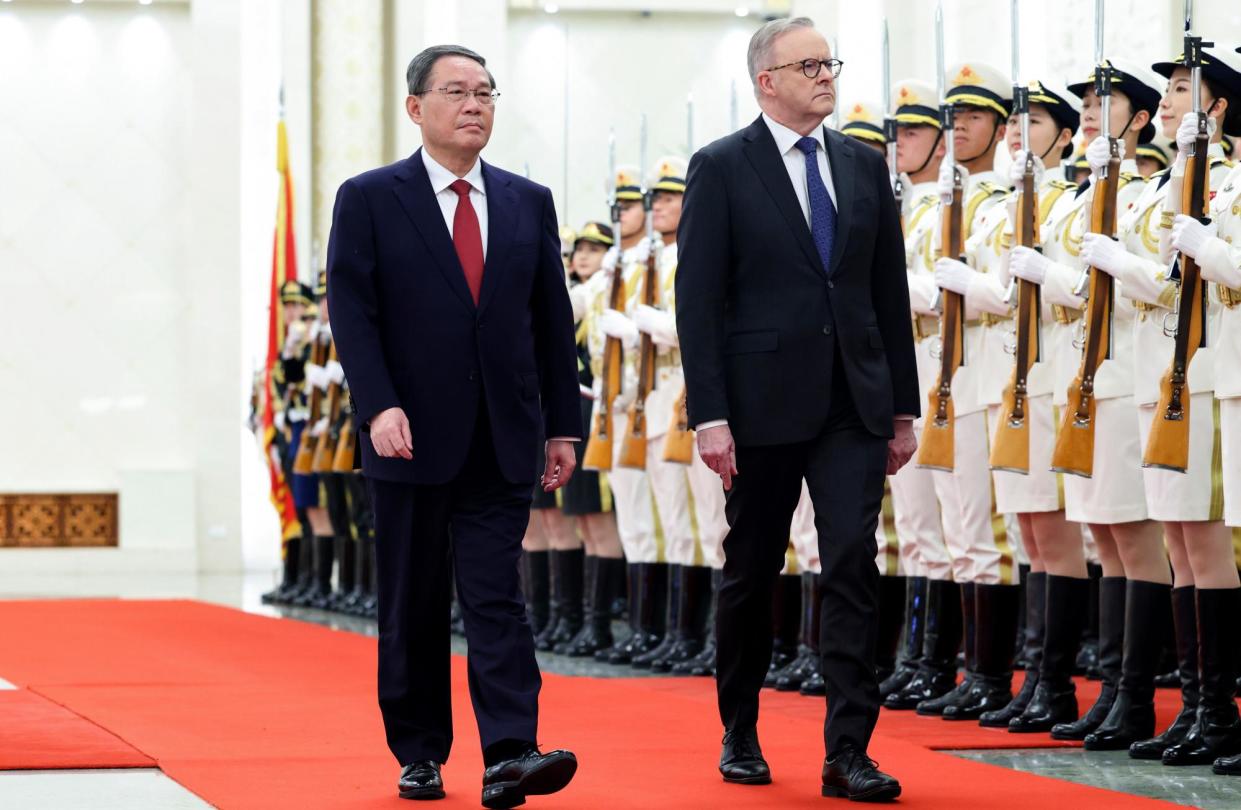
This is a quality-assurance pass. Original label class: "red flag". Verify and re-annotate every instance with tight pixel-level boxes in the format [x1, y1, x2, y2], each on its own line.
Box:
[262, 118, 302, 549]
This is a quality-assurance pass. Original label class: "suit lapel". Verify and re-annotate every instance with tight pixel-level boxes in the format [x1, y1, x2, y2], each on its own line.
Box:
[478, 161, 518, 316]
[392, 149, 477, 313]
[741, 116, 827, 276]
[824, 126, 855, 276]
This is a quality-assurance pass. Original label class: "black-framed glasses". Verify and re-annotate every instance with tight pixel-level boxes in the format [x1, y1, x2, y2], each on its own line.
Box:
[767, 58, 843, 80]
[417, 87, 501, 106]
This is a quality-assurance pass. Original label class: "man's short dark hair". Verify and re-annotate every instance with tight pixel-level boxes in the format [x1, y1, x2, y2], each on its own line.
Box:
[406, 45, 497, 96]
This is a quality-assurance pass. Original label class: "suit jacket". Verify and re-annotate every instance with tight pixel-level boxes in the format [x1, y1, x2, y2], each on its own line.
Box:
[675, 115, 919, 446]
[326, 149, 581, 485]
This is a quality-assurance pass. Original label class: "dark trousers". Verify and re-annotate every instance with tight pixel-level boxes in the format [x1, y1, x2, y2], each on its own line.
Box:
[715, 358, 888, 754]
[369, 405, 539, 766]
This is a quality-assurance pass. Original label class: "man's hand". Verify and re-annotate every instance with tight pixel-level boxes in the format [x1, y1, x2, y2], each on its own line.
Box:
[697, 424, 738, 491]
[887, 419, 917, 475]
[370, 407, 412, 460]
[542, 439, 577, 492]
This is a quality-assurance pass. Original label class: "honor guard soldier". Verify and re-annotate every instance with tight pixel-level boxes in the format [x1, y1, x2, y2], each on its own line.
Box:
[839, 101, 888, 155]
[1119, 42, 1241, 766]
[883, 78, 959, 709]
[901, 62, 1015, 720]
[557, 222, 627, 659]
[585, 165, 666, 665]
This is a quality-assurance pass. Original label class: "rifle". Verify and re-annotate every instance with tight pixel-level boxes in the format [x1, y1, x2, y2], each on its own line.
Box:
[331, 411, 357, 472]
[311, 341, 343, 473]
[582, 130, 625, 471]
[663, 96, 696, 465]
[917, 2, 965, 472]
[991, 0, 1042, 473]
[1051, 0, 1119, 477]
[620, 114, 654, 469]
[1144, 0, 1211, 472]
[292, 325, 328, 475]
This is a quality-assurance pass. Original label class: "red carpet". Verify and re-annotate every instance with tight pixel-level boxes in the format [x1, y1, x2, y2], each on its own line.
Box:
[0, 600, 1181, 809]
[0, 688, 154, 770]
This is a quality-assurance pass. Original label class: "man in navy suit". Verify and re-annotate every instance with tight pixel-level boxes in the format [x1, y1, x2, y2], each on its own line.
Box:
[327, 44, 581, 808]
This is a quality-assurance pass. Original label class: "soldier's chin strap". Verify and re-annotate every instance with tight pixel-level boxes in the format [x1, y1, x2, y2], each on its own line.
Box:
[912, 129, 945, 177]
[1038, 129, 1073, 163]
[954, 111, 1003, 166]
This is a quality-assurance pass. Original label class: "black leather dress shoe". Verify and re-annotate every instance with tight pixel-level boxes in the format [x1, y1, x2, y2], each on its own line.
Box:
[822, 748, 901, 802]
[398, 761, 445, 800]
[481, 747, 577, 809]
[719, 728, 771, 785]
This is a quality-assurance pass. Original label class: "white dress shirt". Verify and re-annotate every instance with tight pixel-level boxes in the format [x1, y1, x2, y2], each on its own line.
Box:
[422, 148, 488, 259]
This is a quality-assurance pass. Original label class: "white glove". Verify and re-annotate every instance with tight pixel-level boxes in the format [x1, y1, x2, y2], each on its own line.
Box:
[317, 322, 332, 343]
[274, 412, 286, 432]
[630, 236, 654, 265]
[1170, 214, 1218, 261]
[1175, 111, 1216, 158]
[934, 257, 976, 295]
[304, 363, 329, 391]
[1080, 232, 1132, 279]
[938, 162, 968, 205]
[1008, 150, 1046, 189]
[633, 304, 678, 348]
[601, 246, 620, 273]
[1086, 135, 1121, 180]
[325, 360, 346, 386]
[598, 308, 639, 348]
[283, 320, 308, 358]
[310, 416, 329, 438]
[1009, 246, 1051, 285]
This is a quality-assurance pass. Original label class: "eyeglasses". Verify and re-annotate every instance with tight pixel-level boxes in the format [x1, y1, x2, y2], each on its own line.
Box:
[417, 87, 501, 106]
[766, 58, 844, 80]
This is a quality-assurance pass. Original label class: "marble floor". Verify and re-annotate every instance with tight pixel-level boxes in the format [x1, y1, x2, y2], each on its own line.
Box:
[2, 571, 1241, 809]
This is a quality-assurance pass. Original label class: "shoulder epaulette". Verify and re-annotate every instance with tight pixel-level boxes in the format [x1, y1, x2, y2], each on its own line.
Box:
[1118, 172, 1145, 188]
[978, 181, 1010, 197]
[1047, 179, 1077, 191]
[1212, 156, 1236, 169]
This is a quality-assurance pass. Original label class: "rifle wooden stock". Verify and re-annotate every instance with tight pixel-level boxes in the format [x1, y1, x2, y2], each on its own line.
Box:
[991, 164, 1041, 473]
[583, 263, 627, 472]
[619, 247, 660, 470]
[1052, 151, 1119, 477]
[917, 178, 965, 471]
[292, 336, 328, 475]
[312, 343, 343, 473]
[331, 417, 357, 472]
[662, 385, 694, 464]
[1144, 128, 1210, 472]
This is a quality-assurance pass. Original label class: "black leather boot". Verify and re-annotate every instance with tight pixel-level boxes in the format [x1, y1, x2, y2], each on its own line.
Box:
[596, 563, 639, 663]
[944, 583, 1019, 721]
[546, 548, 585, 653]
[885, 579, 962, 710]
[1131, 586, 1198, 759]
[534, 549, 566, 651]
[565, 556, 620, 657]
[876, 575, 907, 684]
[775, 572, 821, 691]
[881, 576, 927, 700]
[797, 572, 825, 696]
[918, 582, 975, 716]
[1009, 574, 1088, 733]
[287, 515, 315, 602]
[652, 565, 711, 671]
[1078, 563, 1102, 677]
[606, 562, 667, 664]
[764, 574, 802, 686]
[675, 568, 722, 676]
[633, 564, 681, 668]
[343, 532, 373, 615]
[1013, 564, 1031, 668]
[523, 550, 551, 637]
[1085, 579, 1170, 749]
[1053, 576, 1125, 739]
[327, 534, 357, 611]
[298, 535, 336, 609]
[262, 536, 301, 605]
[982, 571, 1046, 727]
[1163, 587, 1241, 766]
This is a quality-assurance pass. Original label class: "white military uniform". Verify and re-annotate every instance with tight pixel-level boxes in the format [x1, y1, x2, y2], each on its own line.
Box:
[1040, 161, 1151, 524]
[982, 172, 1079, 516]
[890, 181, 954, 582]
[1114, 144, 1231, 522]
[928, 169, 1014, 585]
[583, 240, 660, 562]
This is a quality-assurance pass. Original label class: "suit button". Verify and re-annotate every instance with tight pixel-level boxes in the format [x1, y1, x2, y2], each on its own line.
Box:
[468, 372, 478, 382]
[827, 280, 835, 289]
[822, 326, 833, 336]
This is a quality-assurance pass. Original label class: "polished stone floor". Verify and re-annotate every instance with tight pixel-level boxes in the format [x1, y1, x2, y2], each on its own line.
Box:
[3, 571, 1241, 808]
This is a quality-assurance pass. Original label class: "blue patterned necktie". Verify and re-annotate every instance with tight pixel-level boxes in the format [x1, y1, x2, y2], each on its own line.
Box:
[795, 135, 837, 275]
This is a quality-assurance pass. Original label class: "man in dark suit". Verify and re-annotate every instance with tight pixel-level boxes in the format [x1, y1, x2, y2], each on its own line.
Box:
[327, 44, 581, 808]
[675, 18, 919, 803]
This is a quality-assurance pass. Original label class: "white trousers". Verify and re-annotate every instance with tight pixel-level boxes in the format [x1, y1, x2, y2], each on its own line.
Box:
[687, 440, 728, 569]
[889, 416, 953, 581]
[646, 433, 695, 565]
[609, 411, 659, 563]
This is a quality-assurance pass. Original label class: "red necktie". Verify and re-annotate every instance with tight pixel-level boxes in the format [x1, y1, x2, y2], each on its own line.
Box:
[450, 179, 484, 304]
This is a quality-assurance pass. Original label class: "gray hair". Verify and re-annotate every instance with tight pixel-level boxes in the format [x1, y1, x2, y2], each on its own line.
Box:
[406, 44, 496, 96]
[747, 16, 816, 96]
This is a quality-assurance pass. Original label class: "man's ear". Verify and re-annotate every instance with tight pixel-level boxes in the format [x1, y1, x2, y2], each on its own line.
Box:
[406, 95, 422, 125]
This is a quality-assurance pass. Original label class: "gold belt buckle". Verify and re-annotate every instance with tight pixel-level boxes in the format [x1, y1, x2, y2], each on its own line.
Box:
[1221, 284, 1241, 309]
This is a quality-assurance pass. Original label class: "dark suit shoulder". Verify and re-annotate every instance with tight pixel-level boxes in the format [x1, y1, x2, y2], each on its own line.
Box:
[695, 128, 750, 162]
[485, 162, 551, 201]
[345, 158, 408, 192]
